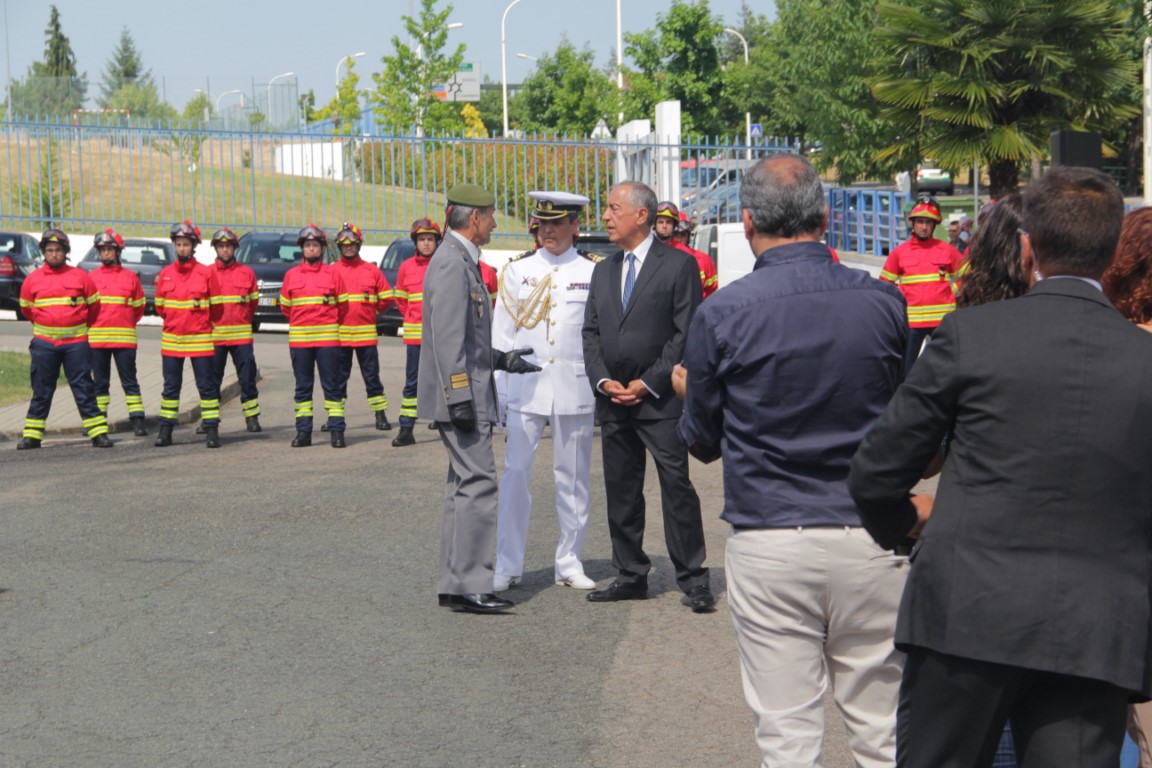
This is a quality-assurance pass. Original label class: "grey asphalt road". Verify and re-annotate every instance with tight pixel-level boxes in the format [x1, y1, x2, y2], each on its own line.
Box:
[0, 319, 853, 768]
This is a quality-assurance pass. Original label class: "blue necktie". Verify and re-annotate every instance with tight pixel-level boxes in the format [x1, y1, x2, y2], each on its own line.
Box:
[622, 252, 636, 312]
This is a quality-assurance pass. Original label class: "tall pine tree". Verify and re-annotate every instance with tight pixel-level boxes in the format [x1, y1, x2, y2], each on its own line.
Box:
[8, 6, 88, 117]
[98, 28, 153, 108]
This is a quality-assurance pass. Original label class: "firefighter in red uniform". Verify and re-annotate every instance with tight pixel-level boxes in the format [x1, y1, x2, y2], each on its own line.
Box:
[88, 228, 148, 437]
[880, 195, 965, 373]
[654, 201, 718, 299]
[209, 227, 262, 433]
[479, 259, 498, 306]
[280, 225, 347, 448]
[390, 217, 440, 447]
[154, 221, 225, 448]
[673, 210, 718, 298]
[331, 222, 394, 435]
[17, 229, 111, 449]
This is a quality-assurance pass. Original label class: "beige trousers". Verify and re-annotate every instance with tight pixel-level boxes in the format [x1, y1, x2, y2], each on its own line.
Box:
[726, 526, 908, 768]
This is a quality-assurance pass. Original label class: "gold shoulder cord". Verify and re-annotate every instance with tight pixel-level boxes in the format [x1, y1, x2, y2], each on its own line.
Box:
[499, 267, 552, 331]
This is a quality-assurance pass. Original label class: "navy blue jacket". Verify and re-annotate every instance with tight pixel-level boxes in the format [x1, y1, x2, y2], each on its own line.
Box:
[678, 241, 906, 528]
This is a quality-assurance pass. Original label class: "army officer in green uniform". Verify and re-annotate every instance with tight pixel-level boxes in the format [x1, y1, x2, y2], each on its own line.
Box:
[417, 183, 541, 614]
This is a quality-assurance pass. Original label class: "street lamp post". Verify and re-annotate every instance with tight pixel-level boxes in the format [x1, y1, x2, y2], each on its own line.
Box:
[723, 28, 752, 161]
[616, 0, 623, 127]
[516, 53, 538, 63]
[501, 0, 524, 136]
[266, 71, 295, 129]
[215, 89, 243, 114]
[336, 52, 365, 86]
[216, 89, 244, 129]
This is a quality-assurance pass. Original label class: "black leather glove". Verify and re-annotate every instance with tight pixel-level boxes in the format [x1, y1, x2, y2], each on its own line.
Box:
[494, 348, 542, 374]
[449, 401, 477, 433]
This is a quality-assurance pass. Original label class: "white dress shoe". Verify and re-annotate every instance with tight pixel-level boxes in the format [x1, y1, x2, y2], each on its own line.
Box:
[555, 573, 597, 590]
[493, 574, 520, 592]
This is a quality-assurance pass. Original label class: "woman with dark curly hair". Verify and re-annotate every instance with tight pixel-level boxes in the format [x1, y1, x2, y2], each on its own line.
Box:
[1103, 207, 1152, 768]
[956, 193, 1031, 309]
[1103, 207, 1152, 330]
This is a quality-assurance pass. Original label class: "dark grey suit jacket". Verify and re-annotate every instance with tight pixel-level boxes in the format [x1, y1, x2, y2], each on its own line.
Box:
[416, 233, 498, 424]
[581, 238, 702, 422]
[849, 278, 1152, 695]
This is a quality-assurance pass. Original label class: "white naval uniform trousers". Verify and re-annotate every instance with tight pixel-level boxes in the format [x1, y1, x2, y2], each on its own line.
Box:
[492, 245, 596, 581]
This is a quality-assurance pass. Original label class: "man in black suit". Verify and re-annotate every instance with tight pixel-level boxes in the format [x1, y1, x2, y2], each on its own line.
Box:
[849, 166, 1152, 768]
[581, 181, 713, 612]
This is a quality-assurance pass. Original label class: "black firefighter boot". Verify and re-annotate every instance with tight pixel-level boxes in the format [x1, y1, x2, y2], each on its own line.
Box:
[375, 411, 392, 431]
[205, 426, 221, 449]
[391, 426, 415, 447]
[91, 434, 113, 448]
[330, 430, 346, 449]
[155, 423, 173, 447]
[16, 436, 42, 450]
[245, 415, 262, 433]
[130, 415, 148, 436]
[291, 431, 311, 447]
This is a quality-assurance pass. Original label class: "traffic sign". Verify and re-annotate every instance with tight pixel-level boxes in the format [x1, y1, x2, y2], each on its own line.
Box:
[437, 63, 481, 102]
[750, 123, 763, 138]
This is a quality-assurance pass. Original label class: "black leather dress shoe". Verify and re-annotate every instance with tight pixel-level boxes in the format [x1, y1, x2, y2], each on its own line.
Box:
[586, 580, 648, 603]
[680, 585, 717, 613]
[446, 593, 514, 613]
[438, 594, 451, 607]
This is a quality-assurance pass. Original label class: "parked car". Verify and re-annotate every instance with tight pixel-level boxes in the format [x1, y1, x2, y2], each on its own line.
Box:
[576, 231, 617, 260]
[78, 238, 175, 314]
[234, 231, 337, 331]
[375, 238, 412, 337]
[0, 231, 42, 315]
[692, 183, 744, 225]
[915, 162, 954, 196]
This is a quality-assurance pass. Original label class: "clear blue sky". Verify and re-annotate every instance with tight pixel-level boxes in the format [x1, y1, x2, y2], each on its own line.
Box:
[4, 0, 771, 111]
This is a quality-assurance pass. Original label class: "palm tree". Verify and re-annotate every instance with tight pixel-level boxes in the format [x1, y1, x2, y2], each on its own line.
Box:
[870, 0, 1138, 197]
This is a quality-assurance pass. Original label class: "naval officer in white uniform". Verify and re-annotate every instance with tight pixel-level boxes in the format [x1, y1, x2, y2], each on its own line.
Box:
[493, 191, 601, 592]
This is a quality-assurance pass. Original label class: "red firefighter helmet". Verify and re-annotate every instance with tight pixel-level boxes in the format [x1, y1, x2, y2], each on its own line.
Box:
[93, 228, 124, 251]
[335, 222, 364, 246]
[170, 220, 202, 244]
[409, 218, 442, 243]
[210, 228, 240, 247]
[296, 224, 328, 247]
[908, 195, 942, 223]
[39, 228, 71, 254]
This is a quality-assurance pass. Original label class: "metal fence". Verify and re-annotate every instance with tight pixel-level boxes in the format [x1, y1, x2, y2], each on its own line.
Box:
[0, 116, 799, 251]
[826, 188, 912, 257]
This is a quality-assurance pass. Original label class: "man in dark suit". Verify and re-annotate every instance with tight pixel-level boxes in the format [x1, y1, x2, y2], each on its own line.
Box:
[849, 165, 1152, 768]
[581, 181, 713, 612]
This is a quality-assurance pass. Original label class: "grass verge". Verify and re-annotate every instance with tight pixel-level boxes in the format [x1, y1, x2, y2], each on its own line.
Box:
[0, 350, 31, 406]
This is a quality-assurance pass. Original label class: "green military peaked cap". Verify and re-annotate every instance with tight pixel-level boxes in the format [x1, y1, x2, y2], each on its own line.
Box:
[446, 183, 495, 207]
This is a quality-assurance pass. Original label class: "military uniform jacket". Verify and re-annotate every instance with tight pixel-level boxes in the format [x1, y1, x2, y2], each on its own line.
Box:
[493, 246, 597, 416]
[417, 233, 499, 424]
